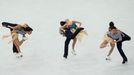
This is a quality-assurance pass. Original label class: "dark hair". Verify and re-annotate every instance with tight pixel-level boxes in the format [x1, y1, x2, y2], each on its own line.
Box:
[110, 26, 117, 30]
[109, 21, 114, 27]
[24, 27, 33, 32]
[60, 21, 66, 26]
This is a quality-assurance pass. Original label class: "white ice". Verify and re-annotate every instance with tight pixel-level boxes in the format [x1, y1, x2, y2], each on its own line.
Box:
[0, 0, 134, 75]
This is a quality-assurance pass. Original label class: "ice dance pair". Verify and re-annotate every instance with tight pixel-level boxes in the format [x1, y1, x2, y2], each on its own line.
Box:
[2, 22, 33, 58]
[59, 19, 88, 59]
[100, 22, 131, 64]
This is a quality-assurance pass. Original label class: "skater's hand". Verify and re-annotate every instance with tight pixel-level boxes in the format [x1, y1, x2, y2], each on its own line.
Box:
[114, 41, 117, 43]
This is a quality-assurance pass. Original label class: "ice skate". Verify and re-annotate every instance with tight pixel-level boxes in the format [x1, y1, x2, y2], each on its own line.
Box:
[106, 56, 111, 60]
[16, 53, 23, 58]
[71, 49, 76, 55]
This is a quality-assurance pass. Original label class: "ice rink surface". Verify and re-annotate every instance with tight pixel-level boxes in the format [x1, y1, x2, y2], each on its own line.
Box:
[0, 0, 134, 75]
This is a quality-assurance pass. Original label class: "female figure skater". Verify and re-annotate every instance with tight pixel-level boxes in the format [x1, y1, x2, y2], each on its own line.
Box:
[2, 22, 33, 57]
[100, 22, 116, 60]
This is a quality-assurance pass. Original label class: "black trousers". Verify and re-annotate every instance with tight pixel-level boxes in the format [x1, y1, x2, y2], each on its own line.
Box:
[13, 43, 19, 53]
[63, 28, 84, 58]
[2, 22, 17, 27]
[2, 22, 17, 31]
[116, 32, 131, 61]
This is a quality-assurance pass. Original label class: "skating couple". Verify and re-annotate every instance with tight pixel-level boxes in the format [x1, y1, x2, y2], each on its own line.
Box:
[100, 21, 131, 64]
[2, 22, 33, 58]
[59, 19, 88, 59]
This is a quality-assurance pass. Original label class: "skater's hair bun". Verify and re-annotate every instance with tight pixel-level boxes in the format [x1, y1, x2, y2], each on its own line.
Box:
[60, 21, 66, 26]
[109, 21, 114, 27]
